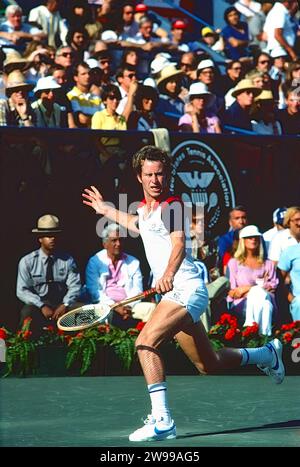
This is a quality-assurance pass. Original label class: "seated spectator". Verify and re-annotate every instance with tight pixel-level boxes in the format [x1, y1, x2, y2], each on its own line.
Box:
[220, 60, 244, 95]
[119, 2, 139, 40]
[51, 64, 76, 128]
[127, 84, 159, 130]
[31, 76, 67, 128]
[197, 59, 225, 115]
[92, 48, 115, 88]
[156, 64, 184, 130]
[224, 78, 262, 131]
[278, 243, 300, 322]
[91, 84, 127, 160]
[16, 215, 82, 339]
[169, 19, 190, 53]
[179, 52, 198, 89]
[277, 88, 300, 135]
[222, 7, 250, 60]
[245, 69, 264, 89]
[263, 207, 287, 253]
[65, 26, 90, 63]
[116, 65, 139, 121]
[28, 0, 68, 48]
[0, 5, 46, 54]
[227, 225, 279, 335]
[24, 47, 54, 86]
[282, 60, 300, 98]
[218, 205, 248, 267]
[178, 82, 221, 134]
[251, 90, 282, 134]
[0, 70, 35, 126]
[201, 26, 224, 54]
[85, 223, 156, 329]
[268, 206, 300, 264]
[67, 62, 103, 128]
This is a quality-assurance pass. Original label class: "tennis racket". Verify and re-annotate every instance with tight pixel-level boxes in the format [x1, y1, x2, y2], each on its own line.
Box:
[57, 288, 157, 332]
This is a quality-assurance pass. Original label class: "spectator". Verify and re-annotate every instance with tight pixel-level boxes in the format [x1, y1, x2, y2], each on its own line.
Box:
[51, 64, 76, 128]
[197, 59, 225, 115]
[248, 1, 274, 52]
[282, 60, 300, 95]
[227, 225, 279, 335]
[66, 26, 90, 63]
[16, 214, 82, 339]
[277, 88, 300, 134]
[179, 52, 198, 89]
[278, 242, 300, 321]
[222, 7, 250, 60]
[116, 64, 138, 121]
[201, 26, 225, 54]
[268, 206, 300, 263]
[251, 89, 282, 134]
[263, 207, 287, 252]
[93, 49, 114, 87]
[178, 82, 221, 134]
[263, 0, 298, 61]
[91, 84, 126, 157]
[0, 70, 35, 126]
[169, 19, 190, 53]
[127, 84, 159, 130]
[67, 62, 103, 128]
[85, 223, 155, 329]
[156, 64, 184, 130]
[218, 205, 248, 266]
[119, 2, 139, 40]
[224, 78, 262, 130]
[28, 0, 68, 48]
[220, 60, 244, 95]
[0, 5, 46, 53]
[31, 76, 66, 128]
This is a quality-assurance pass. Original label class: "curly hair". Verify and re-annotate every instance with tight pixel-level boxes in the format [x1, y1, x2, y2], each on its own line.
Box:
[132, 145, 172, 176]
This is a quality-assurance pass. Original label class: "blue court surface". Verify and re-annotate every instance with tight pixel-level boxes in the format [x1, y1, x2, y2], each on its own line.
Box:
[1, 375, 300, 448]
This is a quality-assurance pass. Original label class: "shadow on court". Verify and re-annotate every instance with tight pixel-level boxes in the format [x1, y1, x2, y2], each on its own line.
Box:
[1, 375, 300, 447]
[177, 419, 300, 440]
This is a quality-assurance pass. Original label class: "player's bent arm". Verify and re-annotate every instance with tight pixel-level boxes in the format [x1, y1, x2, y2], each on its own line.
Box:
[82, 185, 139, 233]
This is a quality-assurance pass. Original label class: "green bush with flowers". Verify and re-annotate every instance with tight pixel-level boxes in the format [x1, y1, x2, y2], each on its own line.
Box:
[1, 315, 300, 377]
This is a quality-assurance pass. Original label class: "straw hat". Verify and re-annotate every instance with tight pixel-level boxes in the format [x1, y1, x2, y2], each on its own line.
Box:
[255, 90, 274, 101]
[232, 79, 262, 98]
[156, 65, 183, 87]
[188, 82, 216, 108]
[3, 51, 30, 74]
[32, 214, 62, 234]
[5, 70, 34, 96]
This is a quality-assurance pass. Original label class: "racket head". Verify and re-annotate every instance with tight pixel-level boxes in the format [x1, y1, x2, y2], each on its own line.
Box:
[57, 303, 112, 331]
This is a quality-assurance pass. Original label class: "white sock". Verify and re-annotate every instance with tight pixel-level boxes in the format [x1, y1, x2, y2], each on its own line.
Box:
[239, 345, 273, 366]
[148, 382, 171, 425]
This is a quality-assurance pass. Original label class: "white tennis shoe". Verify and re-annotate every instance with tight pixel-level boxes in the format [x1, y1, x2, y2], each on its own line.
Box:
[257, 338, 285, 384]
[129, 415, 177, 442]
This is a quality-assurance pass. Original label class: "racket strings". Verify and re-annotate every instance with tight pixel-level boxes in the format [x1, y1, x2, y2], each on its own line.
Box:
[58, 305, 107, 329]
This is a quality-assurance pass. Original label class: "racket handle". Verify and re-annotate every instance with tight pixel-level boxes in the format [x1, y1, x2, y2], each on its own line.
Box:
[114, 288, 157, 308]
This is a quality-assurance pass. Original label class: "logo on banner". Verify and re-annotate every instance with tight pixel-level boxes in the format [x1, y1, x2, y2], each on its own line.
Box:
[170, 140, 235, 234]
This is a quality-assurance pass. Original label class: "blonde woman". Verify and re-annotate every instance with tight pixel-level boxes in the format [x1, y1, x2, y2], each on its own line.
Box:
[227, 225, 278, 335]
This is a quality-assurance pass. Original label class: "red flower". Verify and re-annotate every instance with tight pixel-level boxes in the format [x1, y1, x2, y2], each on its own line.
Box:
[23, 330, 32, 340]
[0, 328, 7, 340]
[23, 317, 32, 325]
[242, 322, 259, 337]
[283, 332, 293, 343]
[45, 325, 55, 332]
[136, 321, 146, 332]
[224, 328, 236, 340]
[57, 329, 64, 336]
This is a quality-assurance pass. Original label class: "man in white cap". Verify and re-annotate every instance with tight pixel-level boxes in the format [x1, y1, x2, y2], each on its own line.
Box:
[31, 75, 65, 128]
[16, 214, 82, 339]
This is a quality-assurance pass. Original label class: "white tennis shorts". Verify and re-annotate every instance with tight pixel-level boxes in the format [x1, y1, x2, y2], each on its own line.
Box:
[161, 279, 209, 323]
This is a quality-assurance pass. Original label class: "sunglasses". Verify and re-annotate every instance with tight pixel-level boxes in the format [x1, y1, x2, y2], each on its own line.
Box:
[259, 60, 270, 64]
[107, 95, 119, 100]
[61, 52, 73, 58]
[124, 73, 136, 79]
[232, 67, 242, 71]
[99, 59, 111, 64]
[180, 63, 193, 69]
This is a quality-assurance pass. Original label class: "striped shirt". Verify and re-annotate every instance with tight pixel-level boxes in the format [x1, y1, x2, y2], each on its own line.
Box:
[67, 86, 103, 118]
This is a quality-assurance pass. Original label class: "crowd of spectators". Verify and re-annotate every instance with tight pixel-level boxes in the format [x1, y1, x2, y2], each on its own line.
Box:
[0, 0, 299, 135]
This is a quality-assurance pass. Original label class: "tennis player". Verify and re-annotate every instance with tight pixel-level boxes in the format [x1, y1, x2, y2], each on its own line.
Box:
[82, 145, 285, 442]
